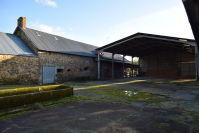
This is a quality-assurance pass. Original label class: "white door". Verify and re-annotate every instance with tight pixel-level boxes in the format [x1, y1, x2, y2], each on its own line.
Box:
[42, 66, 55, 84]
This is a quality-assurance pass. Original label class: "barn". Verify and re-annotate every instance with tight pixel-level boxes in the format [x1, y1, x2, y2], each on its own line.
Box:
[97, 32, 198, 80]
[0, 17, 131, 85]
[0, 17, 198, 85]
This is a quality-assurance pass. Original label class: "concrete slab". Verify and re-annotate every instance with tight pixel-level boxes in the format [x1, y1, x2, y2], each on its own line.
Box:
[121, 116, 192, 133]
[0, 100, 193, 133]
[0, 77, 198, 133]
[169, 92, 199, 101]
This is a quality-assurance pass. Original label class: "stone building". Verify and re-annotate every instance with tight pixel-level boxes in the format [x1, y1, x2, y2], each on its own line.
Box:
[0, 17, 128, 84]
[0, 32, 39, 84]
[3, 17, 195, 85]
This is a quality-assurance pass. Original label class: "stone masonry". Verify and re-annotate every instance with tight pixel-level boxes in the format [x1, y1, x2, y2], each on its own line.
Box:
[15, 27, 38, 55]
[12, 25, 125, 84]
[0, 55, 39, 84]
[38, 51, 98, 83]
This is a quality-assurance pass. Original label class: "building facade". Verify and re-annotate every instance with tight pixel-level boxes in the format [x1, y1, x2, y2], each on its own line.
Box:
[0, 17, 127, 85]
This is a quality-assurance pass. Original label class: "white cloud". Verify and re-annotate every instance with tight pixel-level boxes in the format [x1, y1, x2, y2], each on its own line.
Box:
[67, 25, 79, 31]
[30, 21, 71, 38]
[68, 26, 73, 31]
[106, 4, 194, 45]
[35, 0, 57, 8]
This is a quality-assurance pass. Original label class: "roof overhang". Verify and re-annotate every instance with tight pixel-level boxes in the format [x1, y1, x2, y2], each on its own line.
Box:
[182, 0, 199, 48]
[96, 33, 196, 57]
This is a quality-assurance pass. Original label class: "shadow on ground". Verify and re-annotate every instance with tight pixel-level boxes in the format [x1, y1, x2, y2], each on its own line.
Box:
[0, 77, 199, 133]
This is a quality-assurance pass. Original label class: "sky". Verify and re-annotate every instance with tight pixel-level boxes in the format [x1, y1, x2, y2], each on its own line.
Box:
[0, 0, 194, 48]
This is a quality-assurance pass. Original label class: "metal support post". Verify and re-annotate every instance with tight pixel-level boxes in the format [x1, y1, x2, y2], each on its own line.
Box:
[98, 51, 100, 79]
[195, 45, 199, 81]
[123, 55, 125, 78]
[112, 53, 115, 79]
[131, 56, 133, 77]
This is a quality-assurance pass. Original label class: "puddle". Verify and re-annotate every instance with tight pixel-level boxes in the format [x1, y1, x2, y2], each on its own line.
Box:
[124, 90, 137, 96]
[79, 117, 86, 121]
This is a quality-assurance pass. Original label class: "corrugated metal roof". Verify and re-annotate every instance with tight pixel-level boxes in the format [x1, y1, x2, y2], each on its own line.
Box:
[96, 32, 196, 57]
[0, 32, 37, 57]
[20, 27, 123, 60]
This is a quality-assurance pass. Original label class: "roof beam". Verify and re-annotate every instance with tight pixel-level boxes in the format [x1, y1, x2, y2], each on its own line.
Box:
[99, 34, 197, 51]
[113, 40, 155, 55]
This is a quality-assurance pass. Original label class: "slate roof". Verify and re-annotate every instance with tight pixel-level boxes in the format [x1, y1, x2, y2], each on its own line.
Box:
[0, 32, 37, 57]
[19, 27, 124, 61]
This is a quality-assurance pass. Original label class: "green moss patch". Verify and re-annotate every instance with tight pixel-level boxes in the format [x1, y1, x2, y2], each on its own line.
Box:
[0, 110, 29, 120]
[83, 86, 157, 103]
[0, 84, 72, 97]
[0, 88, 73, 110]
[0, 84, 73, 110]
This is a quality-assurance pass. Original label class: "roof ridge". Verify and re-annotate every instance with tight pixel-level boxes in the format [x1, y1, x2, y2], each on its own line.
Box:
[25, 27, 99, 48]
[0, 32, 19, 36]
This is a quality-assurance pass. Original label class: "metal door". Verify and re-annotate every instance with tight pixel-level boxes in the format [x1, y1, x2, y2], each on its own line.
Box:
[42, 66, 55, 84]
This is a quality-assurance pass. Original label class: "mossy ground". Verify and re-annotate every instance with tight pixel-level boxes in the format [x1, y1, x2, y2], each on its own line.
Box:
[0, 80, 198, 132]
[0, 85, 46, 90]
[70, 83, 168, 105]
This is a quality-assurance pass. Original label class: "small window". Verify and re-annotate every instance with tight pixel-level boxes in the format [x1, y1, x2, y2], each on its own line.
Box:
[36, 32, 41, 36]
[57, 69, 63, 73]
[54, 36, 58, 40]
[84, 67, 89, 70]
[67, 68, 72, 72]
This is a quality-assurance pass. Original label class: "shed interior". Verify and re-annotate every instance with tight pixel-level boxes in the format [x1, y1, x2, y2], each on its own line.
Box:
[97, 33, 198, 79]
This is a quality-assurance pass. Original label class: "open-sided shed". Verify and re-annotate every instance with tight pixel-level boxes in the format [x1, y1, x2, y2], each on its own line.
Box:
[96, 33, 198, 80]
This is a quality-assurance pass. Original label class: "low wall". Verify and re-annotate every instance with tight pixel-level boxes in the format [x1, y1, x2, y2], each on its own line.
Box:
[0, 85, 73, 109]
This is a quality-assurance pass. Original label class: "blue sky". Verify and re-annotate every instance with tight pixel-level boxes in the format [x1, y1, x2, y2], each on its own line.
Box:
[0, 0, 194, 47]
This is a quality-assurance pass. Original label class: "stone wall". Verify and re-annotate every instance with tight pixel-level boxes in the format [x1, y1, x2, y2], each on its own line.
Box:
[38, 51, 98, 83]
[14, 27, 38, 55]
[0, 55, 39, 84]
[14, 27, 125, 83]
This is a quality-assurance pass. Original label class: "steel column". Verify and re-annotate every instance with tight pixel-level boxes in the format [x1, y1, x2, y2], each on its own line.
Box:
[98, 51, 100, 79]
[131, 56, 133, 77]
[123, 55, 125, 78]
[112, 53, 115, 78]
[195, 45, 199, 81]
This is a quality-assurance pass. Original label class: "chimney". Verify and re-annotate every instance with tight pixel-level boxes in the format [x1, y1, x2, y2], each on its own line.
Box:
[18, 17, 26, 29]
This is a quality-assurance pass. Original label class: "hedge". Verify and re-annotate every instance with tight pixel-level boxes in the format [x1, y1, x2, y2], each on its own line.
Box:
[0, 84, 73, 97]
[0, 88, 73, 110]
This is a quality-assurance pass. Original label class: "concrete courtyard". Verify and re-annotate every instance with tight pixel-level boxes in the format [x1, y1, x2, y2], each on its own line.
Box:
[0, 77, 199, 133]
